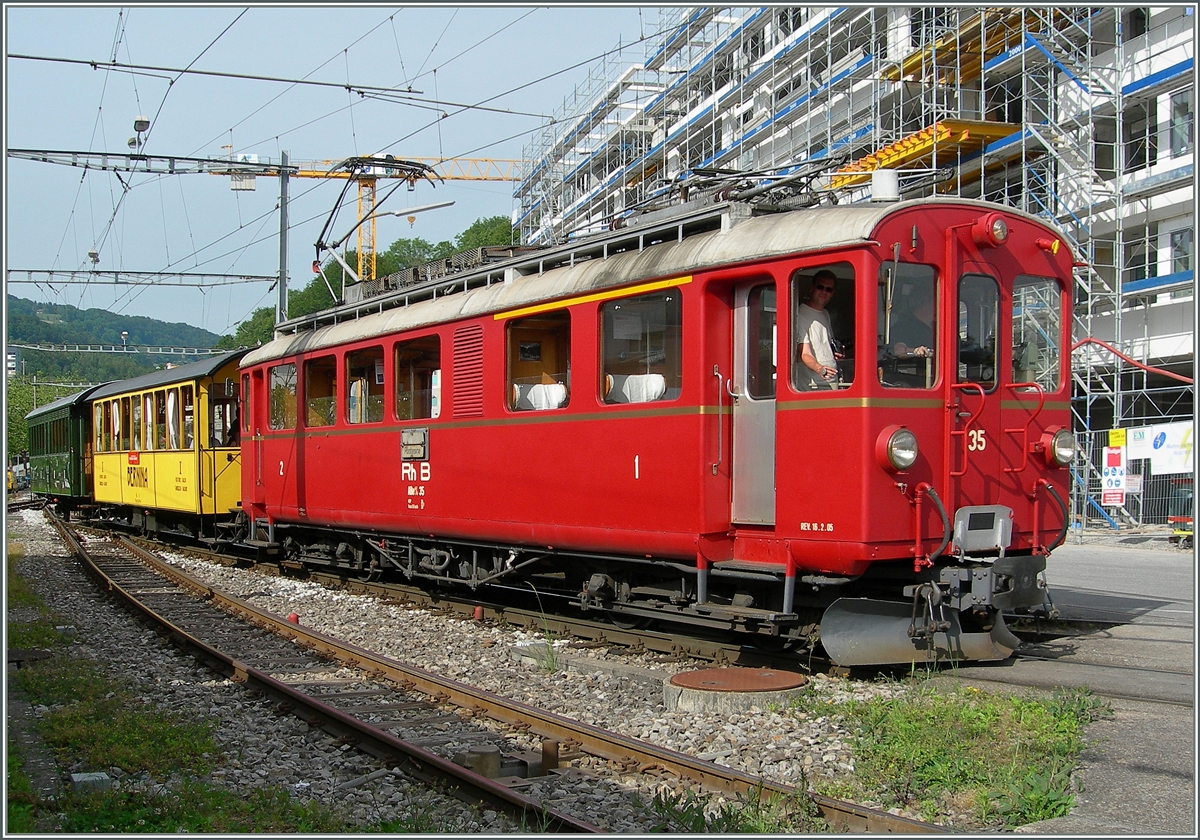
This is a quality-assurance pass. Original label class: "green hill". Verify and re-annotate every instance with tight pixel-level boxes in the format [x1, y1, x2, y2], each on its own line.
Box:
[6, 295, 226, 380]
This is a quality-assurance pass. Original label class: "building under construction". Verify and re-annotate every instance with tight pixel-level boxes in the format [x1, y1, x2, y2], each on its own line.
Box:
[516, 6, 1194, 527]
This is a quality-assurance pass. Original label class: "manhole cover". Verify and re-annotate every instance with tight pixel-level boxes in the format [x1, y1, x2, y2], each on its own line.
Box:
[669, 668, 808, 693]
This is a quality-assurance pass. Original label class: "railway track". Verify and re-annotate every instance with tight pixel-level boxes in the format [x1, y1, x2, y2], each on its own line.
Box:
[52, 513, 942, 834]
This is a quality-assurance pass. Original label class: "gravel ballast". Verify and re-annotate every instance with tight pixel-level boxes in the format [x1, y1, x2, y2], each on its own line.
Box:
[8, 508, 933, 831]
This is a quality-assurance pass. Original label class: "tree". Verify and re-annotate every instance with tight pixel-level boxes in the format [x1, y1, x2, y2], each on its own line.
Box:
[455, 216, 515, 250]
[215, 215, 519, 348]
[6, 377, 34, 461]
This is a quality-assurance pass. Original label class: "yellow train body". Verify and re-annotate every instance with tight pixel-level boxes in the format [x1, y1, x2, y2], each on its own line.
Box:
[89, 351, 244, 527]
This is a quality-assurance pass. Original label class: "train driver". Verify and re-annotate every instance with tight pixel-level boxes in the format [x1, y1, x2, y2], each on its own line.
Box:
[795, 270, 842, 389]
[889, 289, 934, 358]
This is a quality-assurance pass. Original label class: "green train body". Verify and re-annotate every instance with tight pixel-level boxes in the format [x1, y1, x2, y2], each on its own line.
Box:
[26, 385, 105, 514]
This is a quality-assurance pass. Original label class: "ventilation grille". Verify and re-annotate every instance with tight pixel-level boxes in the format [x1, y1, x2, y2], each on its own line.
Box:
[452, 325, 485, 417]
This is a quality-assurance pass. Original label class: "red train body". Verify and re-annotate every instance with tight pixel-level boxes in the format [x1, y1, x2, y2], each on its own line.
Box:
[238, 198, 1076, 666]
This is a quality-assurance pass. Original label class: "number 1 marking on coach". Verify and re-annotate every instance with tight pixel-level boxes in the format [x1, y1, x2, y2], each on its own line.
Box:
[635, 455, 640, 480]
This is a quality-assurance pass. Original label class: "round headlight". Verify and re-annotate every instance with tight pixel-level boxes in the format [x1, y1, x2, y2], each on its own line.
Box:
[876, 426, 918, 472]
[972, 212, 1010, 248]
[991, 217, 1008, 242]
[1051, 429, 1076, 466]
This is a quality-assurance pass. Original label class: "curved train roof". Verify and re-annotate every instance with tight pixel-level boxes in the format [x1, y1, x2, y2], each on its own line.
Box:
[25, 383, 109, 422]
[243, 198, 1059, 368]
[89, 350, 247, 402]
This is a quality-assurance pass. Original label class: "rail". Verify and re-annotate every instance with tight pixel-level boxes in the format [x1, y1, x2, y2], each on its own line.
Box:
[61, 517, 946, 833]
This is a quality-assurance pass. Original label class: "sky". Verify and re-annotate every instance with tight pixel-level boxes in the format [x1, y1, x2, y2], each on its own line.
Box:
[4, 3, 662, 338]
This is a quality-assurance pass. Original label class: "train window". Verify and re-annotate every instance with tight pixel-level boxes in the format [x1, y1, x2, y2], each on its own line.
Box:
[154, 391, 167, 449]
[347, 347, 385, 424]
[957, 274, 999, 390]
[1012, 276, 1062, 391]
[507, 312, 570, 411]
[96, 404, 107, 452]
[748, 285, 777, 398]
[269, 364, 297, 430]
[878, 263, 938, 389]
[305, 356, 337, 428]
[793, 263, 856, 391]
[242, 374, 252, 433]
[119, 398, 131, 451]
[182, 386, 195, 448]
[143, 396, 154, 451]
[600, 290, 682, 404]
[395, 336, 441, 421]
[132, 398, 142, 451]
[167, 389, 181, 449]
[211, 382, 239, 447]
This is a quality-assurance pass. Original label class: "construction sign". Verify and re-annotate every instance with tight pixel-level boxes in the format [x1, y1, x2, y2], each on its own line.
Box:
[1102, 446, 1126, 507]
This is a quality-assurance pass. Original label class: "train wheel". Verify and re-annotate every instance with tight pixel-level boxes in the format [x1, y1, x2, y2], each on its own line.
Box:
[609, 612, 650, 630]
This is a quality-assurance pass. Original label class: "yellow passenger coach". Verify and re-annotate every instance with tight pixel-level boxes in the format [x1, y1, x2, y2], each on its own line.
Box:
[89, 350, 246, 540]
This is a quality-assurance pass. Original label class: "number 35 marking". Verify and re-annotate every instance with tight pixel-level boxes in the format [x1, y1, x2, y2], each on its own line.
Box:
[967, 428, 987, 452]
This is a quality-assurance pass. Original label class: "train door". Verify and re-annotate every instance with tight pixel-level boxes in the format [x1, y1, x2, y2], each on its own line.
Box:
[950, 270, 1002, 504]
[730, 281, 776, 525]
[204, 379, 241, 514]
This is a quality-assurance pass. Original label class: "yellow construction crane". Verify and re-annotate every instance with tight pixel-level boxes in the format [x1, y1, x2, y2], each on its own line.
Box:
[289, 155, 524, 283]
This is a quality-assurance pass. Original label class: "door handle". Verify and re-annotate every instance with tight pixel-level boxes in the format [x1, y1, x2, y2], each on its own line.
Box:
[713, 366, 723, 476]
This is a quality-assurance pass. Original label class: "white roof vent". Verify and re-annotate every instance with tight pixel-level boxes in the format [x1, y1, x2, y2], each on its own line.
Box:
[871, 170, 901, 202]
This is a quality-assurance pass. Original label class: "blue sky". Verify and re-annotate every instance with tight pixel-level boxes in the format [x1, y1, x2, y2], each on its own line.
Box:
[4, 4, 658, 336]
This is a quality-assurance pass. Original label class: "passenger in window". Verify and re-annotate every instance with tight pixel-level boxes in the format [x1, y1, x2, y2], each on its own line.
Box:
[795, 270, 841, 389]
[890, 291, 934, 358]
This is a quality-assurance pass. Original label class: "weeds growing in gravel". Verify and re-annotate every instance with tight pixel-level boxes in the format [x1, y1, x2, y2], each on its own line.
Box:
[3, 551, 468, 833]
[643, 784, 824, 833]
[6, 738, 37, 832]
[798, 679, 1110, 828]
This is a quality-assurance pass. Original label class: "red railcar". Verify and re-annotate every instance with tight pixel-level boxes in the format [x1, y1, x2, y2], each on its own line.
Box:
[238, 197, 1076, 666]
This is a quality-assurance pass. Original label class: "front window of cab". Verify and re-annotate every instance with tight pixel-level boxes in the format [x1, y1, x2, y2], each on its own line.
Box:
[1012, 275, 1063, 391]
[958, 274, 999, 390]
[878, 263, 938, 388]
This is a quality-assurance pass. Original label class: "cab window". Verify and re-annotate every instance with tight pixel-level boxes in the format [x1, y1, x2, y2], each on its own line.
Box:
[600, 290, 681, 404]
[347, 346, 385, 424]
[792, 262, 855, 391]
[508, 312, 570, 411]
[268, 364, 297, 430]
[1012, 275, 1062, 391]
[878, 263, 938, 388]
[395, 336, 441, 421]
[305, 356, 337, 428]
[958, 274, 999, 390]
[241, 374, 252, 434]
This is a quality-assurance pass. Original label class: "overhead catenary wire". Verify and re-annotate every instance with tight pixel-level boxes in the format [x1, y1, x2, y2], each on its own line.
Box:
[16, 9, 664, 337]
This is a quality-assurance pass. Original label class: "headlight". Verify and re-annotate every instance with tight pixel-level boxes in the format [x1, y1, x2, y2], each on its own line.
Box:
[877, 425, 918, 472]
[991, 217, 1009, 243]
[1050, 429, 1076, 466]
[971, 212, 1010, 248]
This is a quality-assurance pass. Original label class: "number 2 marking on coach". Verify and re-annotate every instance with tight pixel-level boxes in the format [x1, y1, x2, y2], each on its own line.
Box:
[967, 428, 987, 452]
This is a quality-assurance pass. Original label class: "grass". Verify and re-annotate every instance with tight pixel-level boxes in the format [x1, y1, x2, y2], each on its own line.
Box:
[7, 737, 38, 832]
[798, 678, 1110, 828]
[642, 784, 824, 833]
[4, 541, 490, 833]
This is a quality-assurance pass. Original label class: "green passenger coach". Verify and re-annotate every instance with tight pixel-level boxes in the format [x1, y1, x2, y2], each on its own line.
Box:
[25, 384, 106, 517]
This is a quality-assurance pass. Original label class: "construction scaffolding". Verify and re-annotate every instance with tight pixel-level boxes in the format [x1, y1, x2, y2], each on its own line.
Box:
[516, 6, 1194, 527]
